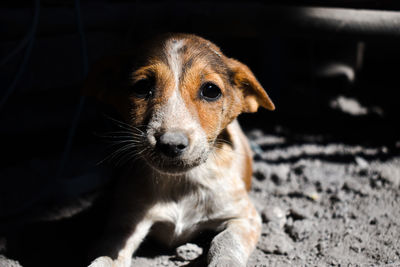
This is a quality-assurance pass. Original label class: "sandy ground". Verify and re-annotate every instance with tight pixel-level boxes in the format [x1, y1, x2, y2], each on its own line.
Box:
[248, 130, 400, 267]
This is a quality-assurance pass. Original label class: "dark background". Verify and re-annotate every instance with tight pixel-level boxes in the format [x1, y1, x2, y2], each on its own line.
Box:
[1, 1, 399, 266]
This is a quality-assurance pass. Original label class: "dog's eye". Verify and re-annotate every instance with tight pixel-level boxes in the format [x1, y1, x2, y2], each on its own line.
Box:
[199, 82, 222, 101]
[129, 78, 154, 98]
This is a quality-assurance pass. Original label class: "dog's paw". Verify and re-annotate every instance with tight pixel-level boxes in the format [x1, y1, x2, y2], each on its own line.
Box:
[88, 256, 113, 267]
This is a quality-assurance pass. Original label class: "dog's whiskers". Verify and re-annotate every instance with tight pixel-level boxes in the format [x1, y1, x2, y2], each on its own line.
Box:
[98, 140, 145, 166]
[115, 148, 144, 166]
[101, 130, 144, 136]
[95, 119, 148, 166]
[213, 142, 246, 158]
[215, 138, 233, 146]
[95, 132, 145, 143]
[103, 114, 146, 133]
[106, 140, 143, 147]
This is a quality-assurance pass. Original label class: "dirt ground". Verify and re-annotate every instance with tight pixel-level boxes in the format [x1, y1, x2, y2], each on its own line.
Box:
[248, 131, 400, 267]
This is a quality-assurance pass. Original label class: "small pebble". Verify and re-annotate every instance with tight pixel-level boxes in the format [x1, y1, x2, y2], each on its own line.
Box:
[271, 165, 290, 185]
[285, 220, 314, 241]
[343, 180, 368, 196]
[289, 206, 311, 220]
[258, 232, 294, 255]
[355, 156, 369, 169]
[175, 243, 203, 261]
[0, 256, 22, 267]
[304, 186, 320, 201]
[261, 206, 287, 229]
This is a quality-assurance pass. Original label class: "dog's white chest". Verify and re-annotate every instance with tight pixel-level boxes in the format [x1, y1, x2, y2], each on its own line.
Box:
[147, 186, 226, 246]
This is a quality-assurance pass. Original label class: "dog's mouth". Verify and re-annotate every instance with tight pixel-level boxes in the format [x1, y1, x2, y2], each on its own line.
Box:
[139, 142, 209, 175]
[144, 153, 206, 175]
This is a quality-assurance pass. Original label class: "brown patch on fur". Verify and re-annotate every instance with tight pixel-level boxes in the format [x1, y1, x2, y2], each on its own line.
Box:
[215, 125, 253, 191]
[129, 62, 175, 125]
[244, 208, 262, 252]
[238, 129, 254, 191]
[243, 153, 253, 191]
[227, 58, 275, 112]
[181, 66, 226, 141]
[226, 202, 261, 256]
[213, 129, 234, 168]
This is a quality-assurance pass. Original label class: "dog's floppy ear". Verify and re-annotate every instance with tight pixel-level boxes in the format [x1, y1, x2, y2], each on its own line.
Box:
[227, 58, 275, 113]
[83, 55, 131, 116]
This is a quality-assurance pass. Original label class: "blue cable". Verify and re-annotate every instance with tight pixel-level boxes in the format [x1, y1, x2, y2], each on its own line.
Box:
[0, 1, 40, 67]
[56, 0, 88, 179]
[0, 0, 40, 110]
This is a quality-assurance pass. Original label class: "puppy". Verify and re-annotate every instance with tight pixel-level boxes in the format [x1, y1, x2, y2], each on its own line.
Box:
[85, 33, 275, 267]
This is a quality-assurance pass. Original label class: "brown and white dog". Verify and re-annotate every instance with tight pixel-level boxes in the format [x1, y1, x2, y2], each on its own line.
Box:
[86, 33, 275, 267]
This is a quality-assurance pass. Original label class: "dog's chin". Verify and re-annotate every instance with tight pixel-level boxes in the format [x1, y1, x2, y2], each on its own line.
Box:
[145, 156, 206, 176]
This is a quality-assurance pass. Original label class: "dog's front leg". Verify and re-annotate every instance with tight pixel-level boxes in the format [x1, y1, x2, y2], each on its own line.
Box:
[208, 207, 261, 267]
[113, 219, 153, 267]
[89, 219, 153, 267]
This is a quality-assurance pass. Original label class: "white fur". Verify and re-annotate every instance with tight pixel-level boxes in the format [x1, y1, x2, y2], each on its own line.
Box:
[114, 220, 152, 267]
[166, 39, 184, 88]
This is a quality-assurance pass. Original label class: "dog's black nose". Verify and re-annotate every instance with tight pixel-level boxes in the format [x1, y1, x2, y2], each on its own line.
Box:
[157, 131, 189, 157]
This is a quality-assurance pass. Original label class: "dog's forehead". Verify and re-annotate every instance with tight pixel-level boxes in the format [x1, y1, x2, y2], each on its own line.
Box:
[170, 36, 222, 59]
[146, 35, 228, 76]
[163, 35, 223, 58]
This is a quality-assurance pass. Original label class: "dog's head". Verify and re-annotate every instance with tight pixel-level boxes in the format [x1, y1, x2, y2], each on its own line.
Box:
[85, 34, 274, 174]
